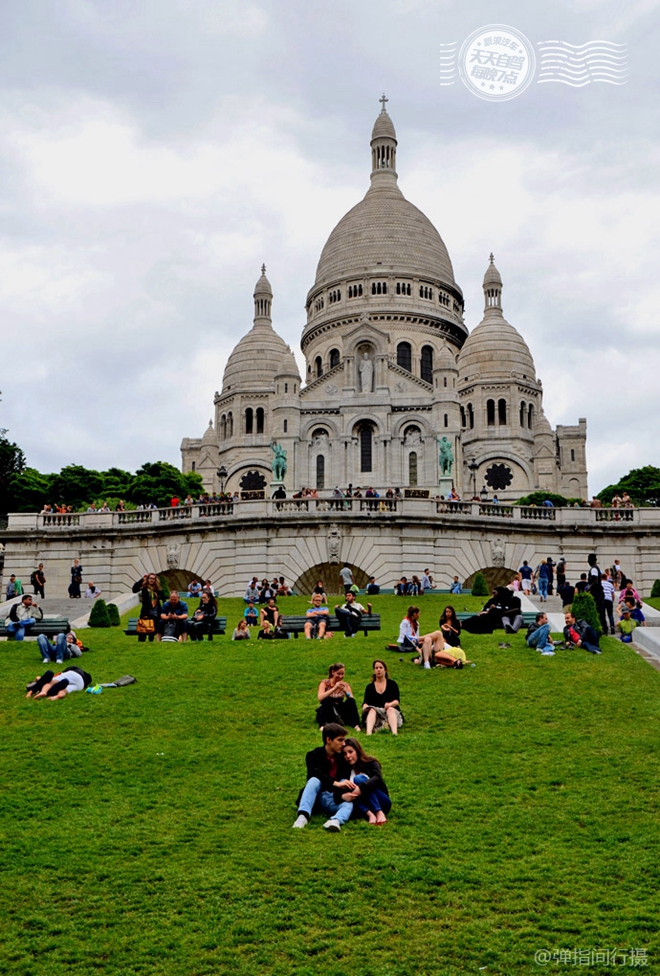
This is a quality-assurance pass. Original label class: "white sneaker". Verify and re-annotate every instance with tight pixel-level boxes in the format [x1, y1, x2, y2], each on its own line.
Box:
[42, 658, 50, 664]
[423, 661, 431, 670]
[541, 650, 555, 656]
[323, 818, 341, 832]
[292, 814, 308, 828]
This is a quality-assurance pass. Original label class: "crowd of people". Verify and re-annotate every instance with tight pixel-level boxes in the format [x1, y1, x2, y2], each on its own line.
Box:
[132, 574, 219, 642]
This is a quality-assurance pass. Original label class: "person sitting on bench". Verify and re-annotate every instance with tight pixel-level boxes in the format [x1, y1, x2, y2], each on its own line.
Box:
[334, 591, 372, 637]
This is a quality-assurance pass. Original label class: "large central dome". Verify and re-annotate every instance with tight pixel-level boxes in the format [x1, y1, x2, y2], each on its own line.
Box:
[311, 102, 457, 292]
[314, 182, 456, 287]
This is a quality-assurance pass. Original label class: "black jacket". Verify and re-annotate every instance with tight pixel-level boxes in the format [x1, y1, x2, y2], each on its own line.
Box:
[132, 578, 164, 618]
[354, 759, 389, 798]
[305, 746, 351, 792]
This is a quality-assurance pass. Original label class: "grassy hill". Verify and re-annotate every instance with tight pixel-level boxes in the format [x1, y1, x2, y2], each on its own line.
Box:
[2, 595, 659, 975]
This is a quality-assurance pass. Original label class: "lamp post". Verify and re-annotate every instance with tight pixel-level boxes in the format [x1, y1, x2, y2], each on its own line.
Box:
[480, 484, 489, 502]
[217, 465, 228, 494]
[468, 458, 478, 498]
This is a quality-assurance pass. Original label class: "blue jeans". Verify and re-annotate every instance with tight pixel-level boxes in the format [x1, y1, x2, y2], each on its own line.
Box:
[526, 623, 553, 652]
[353, 774, 392, 817]
[297, 777, 353, 825]
[37, 633, 68, 661]
[6, 617, 36, 641]
[538, 578, 548, 599]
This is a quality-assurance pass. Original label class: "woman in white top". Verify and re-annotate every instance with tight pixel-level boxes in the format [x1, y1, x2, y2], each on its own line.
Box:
[398, 606, 465, 671]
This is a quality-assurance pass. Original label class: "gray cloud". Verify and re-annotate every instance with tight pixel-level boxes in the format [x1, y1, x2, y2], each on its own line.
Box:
[0, 0, 657, 492]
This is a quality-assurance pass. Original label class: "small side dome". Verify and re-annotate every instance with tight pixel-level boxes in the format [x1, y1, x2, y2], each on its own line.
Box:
[438, 343, 457, 369]
[201, 420, 217, 445]
[534, 410, 553, 436]
[275, 345, 301, 379]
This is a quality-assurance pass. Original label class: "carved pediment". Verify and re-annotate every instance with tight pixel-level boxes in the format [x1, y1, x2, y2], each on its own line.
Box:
[387, 360, 433, 393]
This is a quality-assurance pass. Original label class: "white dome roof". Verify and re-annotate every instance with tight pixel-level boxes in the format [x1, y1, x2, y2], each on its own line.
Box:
[458, 259, 536, 381]
[222, 323, 289, 392]
[275, 345, 301, 378]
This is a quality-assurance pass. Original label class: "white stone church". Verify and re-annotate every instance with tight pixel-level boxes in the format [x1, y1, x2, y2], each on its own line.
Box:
[181, 100, 588, 502]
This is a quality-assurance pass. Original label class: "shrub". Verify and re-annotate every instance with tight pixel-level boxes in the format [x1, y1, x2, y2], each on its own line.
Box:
[158, 575, 171, 600]
[570, 591, 602, 635]
[515, 491, 583, 508]
[472, 572, 489, 597]
[106, 602, 120, 626]
[651, 579, 660, 598]
[88, 598, 111, 628]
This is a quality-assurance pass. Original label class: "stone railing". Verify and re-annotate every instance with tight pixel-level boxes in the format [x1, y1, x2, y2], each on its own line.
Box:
[3, 502, 656, 532]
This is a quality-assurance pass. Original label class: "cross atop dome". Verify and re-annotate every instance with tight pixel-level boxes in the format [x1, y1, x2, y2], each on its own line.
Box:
[370, 95, 397, 183]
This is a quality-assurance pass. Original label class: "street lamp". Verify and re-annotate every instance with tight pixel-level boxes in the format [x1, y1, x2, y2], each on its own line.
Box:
[217, 465, 228, 494]
[480, 484, 489, 502]
[468, 458, 478, 498]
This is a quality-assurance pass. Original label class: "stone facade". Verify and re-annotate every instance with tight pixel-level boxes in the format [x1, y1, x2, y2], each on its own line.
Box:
[180, 103, 588, 501]
[2, 504, 658, 600]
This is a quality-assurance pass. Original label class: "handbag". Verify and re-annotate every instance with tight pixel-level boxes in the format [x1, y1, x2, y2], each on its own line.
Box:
[136, 617, 155, 634]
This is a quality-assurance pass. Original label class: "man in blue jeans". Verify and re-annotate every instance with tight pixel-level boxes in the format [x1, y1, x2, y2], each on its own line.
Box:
[5, 595, 43, 641]
[525, 612, 555, 655]
[292, 724, 354, 832]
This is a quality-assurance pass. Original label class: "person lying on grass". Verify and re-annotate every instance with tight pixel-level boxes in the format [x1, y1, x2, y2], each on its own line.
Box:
[292, 723, 354, 832]
[316, 662, 361, 731]
[340, 737, 391, 824]
[362, 660, 403, 735]
[26, 666, 93, 700]
[416, 610, 469, 667]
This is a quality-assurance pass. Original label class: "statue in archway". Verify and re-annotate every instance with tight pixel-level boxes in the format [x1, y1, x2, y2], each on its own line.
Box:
[437, 435, 454, 476]
[270, 440, 287, 481]
[359, 352, 374, 393]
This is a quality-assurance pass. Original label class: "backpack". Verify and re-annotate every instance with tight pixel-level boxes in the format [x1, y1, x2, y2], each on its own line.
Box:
[30, 571, 38, 586]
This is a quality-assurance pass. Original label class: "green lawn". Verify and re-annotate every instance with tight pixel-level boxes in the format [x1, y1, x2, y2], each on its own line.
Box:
[645, 596, 660, 612]
[2, 595, 659, 975]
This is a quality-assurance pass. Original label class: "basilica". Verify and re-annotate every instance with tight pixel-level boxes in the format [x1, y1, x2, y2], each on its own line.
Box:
[180, 101, 588, 501]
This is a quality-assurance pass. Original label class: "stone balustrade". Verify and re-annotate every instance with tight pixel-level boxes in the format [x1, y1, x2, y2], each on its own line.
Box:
[3, 501, 651, 531]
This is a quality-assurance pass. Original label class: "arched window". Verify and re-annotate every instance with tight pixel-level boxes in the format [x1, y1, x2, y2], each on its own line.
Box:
[520, 401, 526, 427]
[315, 356, 323, 378]
[227, 412, 233, 437]
[329, 348, 340, 369]
[468, 403, 474, 429]
[444, 414, 448, 428]
[283, 419, 288, 433]
[256, 407, 264, 434]
[284, 382, 288, 393]
[443, 376, 447, 387]
[421, 345, 434, 384]
[220, 414, 226, 439]
[460, 405, 466, 428]
[571, 448, 575, 462]
[245, 407, 253, 434]
[316, 454, 325, 490]
[359, 424, 373, 473]
[191, 461, 196, 471]
[487, 399, 495, 426]
[397, 342, 412, 372]
[408, 452, 418, 486]
[528, 404, 534, 429]
[498, 399, 507, 425]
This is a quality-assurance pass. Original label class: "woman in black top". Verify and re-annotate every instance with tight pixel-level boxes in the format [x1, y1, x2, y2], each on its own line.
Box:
[188, 591, 217, 641]
[439, 605, 462, 647]
[362, 659, 403, 736]
[340, 737, 391, 824]
[132, 573, 164, 642]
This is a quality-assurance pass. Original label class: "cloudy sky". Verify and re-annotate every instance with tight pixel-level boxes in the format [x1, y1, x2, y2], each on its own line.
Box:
[0, 0, 658, 493]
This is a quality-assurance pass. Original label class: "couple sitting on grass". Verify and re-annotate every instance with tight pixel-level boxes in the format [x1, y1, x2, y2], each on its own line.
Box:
[316, 660, 403, 735]
[292, 723, 390, 832]
[398, 606, 469, 669]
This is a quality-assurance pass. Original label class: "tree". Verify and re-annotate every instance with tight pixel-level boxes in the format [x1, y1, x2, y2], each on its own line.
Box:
[570, 591, 602, 636]
[0, 430, 26, 514]
[472, 572, 489, 597]
[7, 468, 54, 513]
[128, 462, 203, 508]
[597, 466, 660, 507]
[515, 491, 582, 508]
[50, 465, 105, 509]
[88, 598, 111, 628]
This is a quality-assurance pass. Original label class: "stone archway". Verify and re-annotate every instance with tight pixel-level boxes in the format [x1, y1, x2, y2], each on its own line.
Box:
[159, 568, 202, 595]
[294, 562, 370, 596]
[464, 566, 517, 592]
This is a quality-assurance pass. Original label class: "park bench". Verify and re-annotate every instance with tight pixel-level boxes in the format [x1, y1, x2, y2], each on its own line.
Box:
[0, 616, 71, 639]
[280, 613, 381, 638]
[124, 616, 227, 638]
[456, 611, 538, 626]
